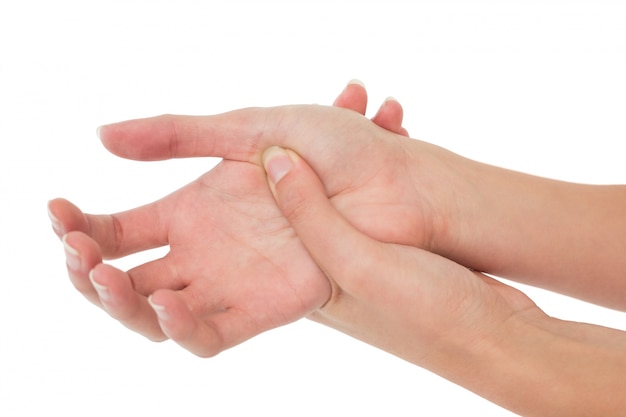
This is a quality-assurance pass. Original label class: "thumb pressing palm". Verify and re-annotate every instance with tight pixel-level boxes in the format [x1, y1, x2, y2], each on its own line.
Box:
[261, 146, 540, 368]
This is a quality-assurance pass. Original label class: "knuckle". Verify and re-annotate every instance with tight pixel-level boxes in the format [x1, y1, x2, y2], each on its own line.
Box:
[105, 214, 124, 258]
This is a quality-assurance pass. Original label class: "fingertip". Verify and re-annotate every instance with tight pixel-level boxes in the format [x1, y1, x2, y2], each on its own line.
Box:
[148, 290, 223, 357]
[48, 200, 63, 236]
[262, 147, 328, 220]
[262, 147, 383, 300]
[148, 289, 191, 331]
[377, 96, 403, 115]
[88, 266, 111, 303]
[88, 263, 132, 307]
[384, 96, 404, 118]
[85, 263, 167, 341]
[262, 146, 294, 186]
[47, 198, 90, 237]
[60, 231, 105, 306]
[333, 79, 368, 115]
[93, 117, 159, 160]
[62, 230, 103, 268]
[96, 125, 105, 141]
[148, 294, 170, 322]
[372, 96, 406, 135]
[347, 79, 365, 88]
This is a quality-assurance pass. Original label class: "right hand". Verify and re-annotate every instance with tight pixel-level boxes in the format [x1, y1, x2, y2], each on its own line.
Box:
[261, 145, 542, 368]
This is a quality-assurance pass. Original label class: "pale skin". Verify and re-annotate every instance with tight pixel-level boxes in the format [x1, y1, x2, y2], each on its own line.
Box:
[48, 82, 626, 415]
[263, 146, 626, 417]
[48, 83, 422, 349]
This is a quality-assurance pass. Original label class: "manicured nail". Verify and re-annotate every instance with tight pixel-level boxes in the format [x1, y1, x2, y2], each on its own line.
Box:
[89, 269, 111, 302]
[62, 235, 81, 271]
[148, 296, 169, 321]
[348, 79, 365, 88]
[262, 146, 293, 185]
[47, 202, 63, 235]
[384, 96, 399, 103]
[96, 125, 105, 140]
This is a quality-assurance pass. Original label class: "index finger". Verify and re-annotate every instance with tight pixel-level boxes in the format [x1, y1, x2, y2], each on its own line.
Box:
[97, 105, 369, 166]
[97, 107, 288, 163]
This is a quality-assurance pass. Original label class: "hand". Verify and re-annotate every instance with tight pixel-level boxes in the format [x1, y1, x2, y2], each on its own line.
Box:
[49, 83, 428, 355]
[94, 90, 457, 250]
[52, 161, 329, 354]
[332, 79, 409, 137]
[261, 144, 541, 378]
[262, 145, 626, 417]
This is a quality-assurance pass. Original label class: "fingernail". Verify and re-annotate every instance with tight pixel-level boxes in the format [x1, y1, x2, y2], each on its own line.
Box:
[47, 202, 63, 235]
[96, 125, 105, 140]
[148, 296, 169, 321]
[262, 146, 293, 185]
[374, 97, 400, 120]
[347, 79, 365, 88]
[89, 269, 111, 302]
[62, 235, 81, 271]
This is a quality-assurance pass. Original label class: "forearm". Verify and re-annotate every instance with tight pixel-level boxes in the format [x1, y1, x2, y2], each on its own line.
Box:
[439, 155, 626, 310]
[438, 313, 626, 416]
[316, 282, 626, 416]
[266, 142, 626, 415]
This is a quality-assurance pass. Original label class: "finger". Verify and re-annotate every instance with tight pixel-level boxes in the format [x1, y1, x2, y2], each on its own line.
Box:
[61, 225, 189, 297]
[89, 263, 167, 341]
[62, 232, 167, 341]
[62, 231, 104, 306]
[49, 198, 169, 259]
[148, 290, 261, 357]
[96, 105, 366, 165]
[261, 146, 382, 293]
[371, 97, 409, 137]
[49, 199, 90, 239]
[97, 108, 284, 162]
[148, 289, 220, 357]
[126, 256, 187, 295]
[332, 79, 368, 115]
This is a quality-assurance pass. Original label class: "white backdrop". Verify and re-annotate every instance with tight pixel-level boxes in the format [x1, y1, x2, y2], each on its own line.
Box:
[1, 1, 625, 416]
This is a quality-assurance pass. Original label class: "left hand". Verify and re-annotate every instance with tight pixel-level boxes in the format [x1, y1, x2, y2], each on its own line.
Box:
[53, 160, 329, 355]
[49, 84, 414, 355]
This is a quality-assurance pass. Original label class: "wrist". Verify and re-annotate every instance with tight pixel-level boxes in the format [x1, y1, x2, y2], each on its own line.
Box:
[423, 151, 556, 276]
[404, 140, 491, 261]
[435, 310, 626, 416]
[437, 155, 626, 309]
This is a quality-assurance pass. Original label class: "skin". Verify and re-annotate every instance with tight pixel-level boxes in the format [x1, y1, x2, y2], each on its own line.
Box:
[48, 83, 417, 350]
[48, 82, 626, 414]
[263, 147, 626, 416]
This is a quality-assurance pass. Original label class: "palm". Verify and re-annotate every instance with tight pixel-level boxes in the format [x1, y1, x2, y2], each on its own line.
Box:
[151, 107, 430, 342]
[145, 160, 329, 337]
[51, 94, 438, 354]
[106, 105, 433, 247]
[281, 106, 428, 247]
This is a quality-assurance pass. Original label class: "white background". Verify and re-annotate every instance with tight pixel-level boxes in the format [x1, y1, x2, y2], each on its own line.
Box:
[1, 1, 625, 415]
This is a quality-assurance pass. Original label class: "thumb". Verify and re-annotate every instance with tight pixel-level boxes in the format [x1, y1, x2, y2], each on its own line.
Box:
[262, 146, 379, 287]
